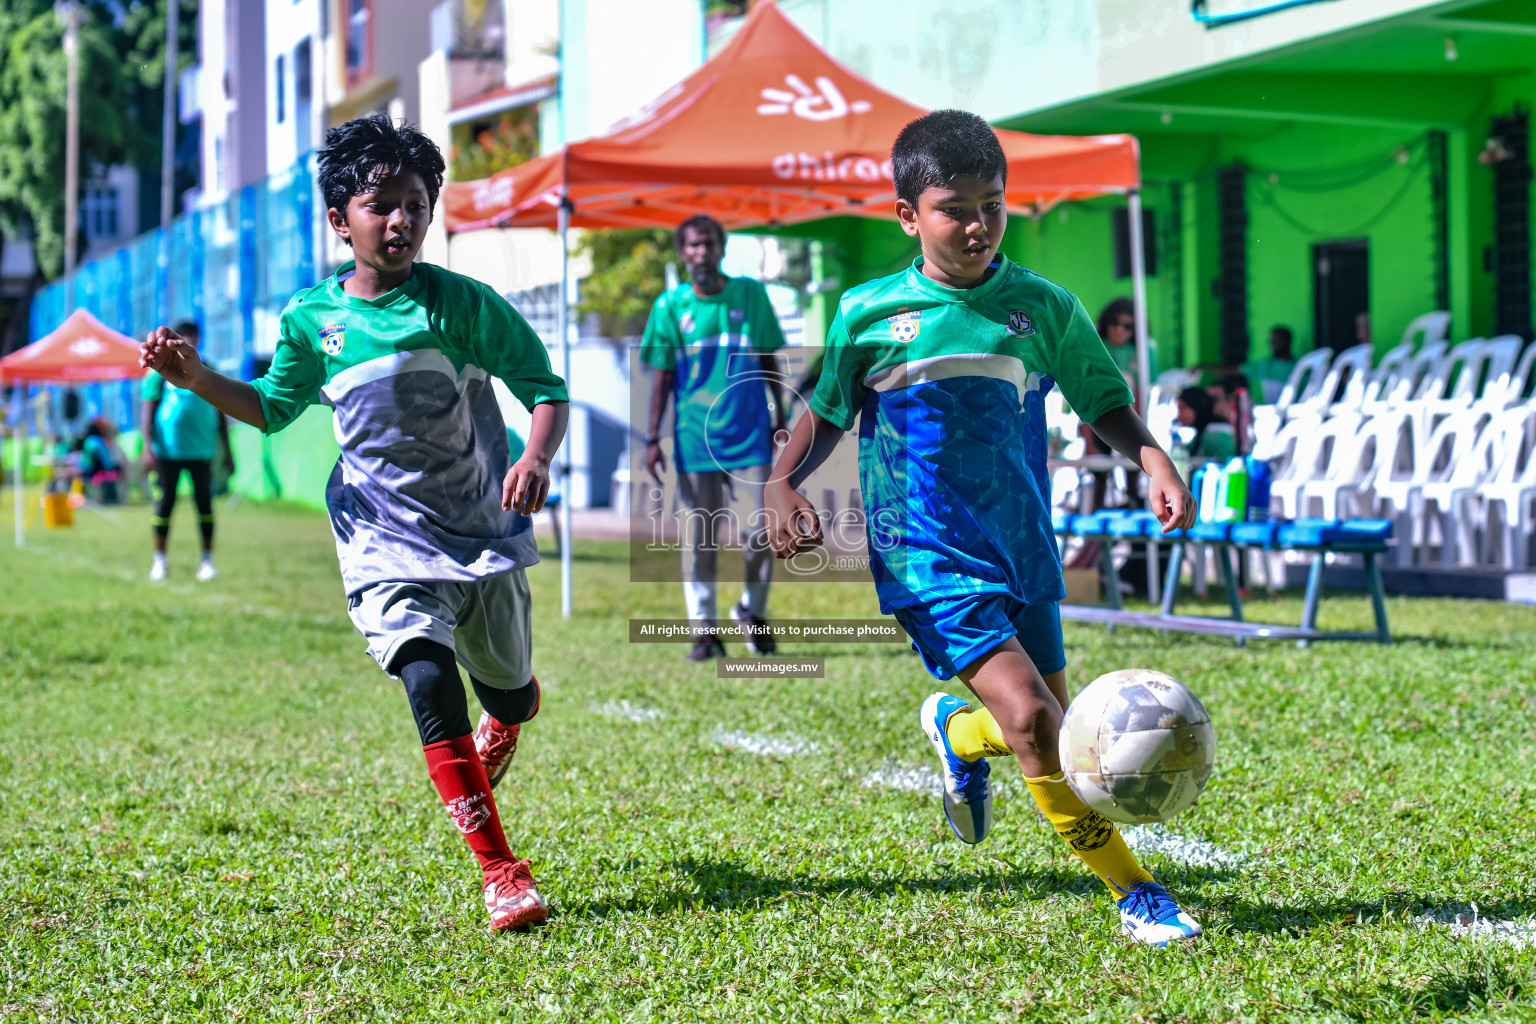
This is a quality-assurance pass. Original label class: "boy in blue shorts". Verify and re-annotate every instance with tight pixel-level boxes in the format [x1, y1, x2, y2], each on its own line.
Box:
[139, 114, 568, 932]
[766, 110, 1202, 946]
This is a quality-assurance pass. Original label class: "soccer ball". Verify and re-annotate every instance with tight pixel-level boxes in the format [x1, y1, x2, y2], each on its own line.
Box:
[1059, 669, 1215, 824]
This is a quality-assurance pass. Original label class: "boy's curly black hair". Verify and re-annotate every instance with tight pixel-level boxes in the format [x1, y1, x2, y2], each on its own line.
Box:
[317, 114, 446, 239]
[891, 109, 1007, 207]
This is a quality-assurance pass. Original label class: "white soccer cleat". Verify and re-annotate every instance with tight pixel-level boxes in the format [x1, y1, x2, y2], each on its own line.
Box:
[1115, 881, 1203, 946]
[196, 560, 218, 582]
[919, 692, 993, 845]
[149, 556, 168, 582]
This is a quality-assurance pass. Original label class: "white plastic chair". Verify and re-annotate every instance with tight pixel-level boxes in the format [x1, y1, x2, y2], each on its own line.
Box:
[1252, 347, 1333, 450]
[1145, 369, 1195, 453]
[1270, 412, 1363, 519]
[1361, 342, 1413, 415]
[1379, 340, 1448, 410]
[1256, 414, 1315, 491]
[1299, 413, 1390, 520]
[1413, 410, 1500, 568]
[1316, 344, 1375, 416]
[1274, 347, 1334, 413]
[1399, 310, 1452, 352]
[1469, 407, 1536, 570]
[1367, 412, 1424, 566]
[1414, 338, 1486, 438]
[1470, 336, 1530, 412]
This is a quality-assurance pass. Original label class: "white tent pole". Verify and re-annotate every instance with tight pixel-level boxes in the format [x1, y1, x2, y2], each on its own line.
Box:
[1127, 188, 1159, 603]
[558, 197, 573, 620]
[1127, 189, 1151, 417]
[15, 386, 27, 548]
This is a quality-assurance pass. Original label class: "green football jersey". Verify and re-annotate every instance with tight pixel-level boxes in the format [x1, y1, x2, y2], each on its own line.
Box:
[141, 372, 221, 461]
[252, 260, 568, 595]
[639, 276, 785, 473]
[811, 256, 1132, 610]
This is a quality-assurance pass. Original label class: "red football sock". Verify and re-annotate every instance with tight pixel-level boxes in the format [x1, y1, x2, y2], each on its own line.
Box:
[422, 735, 515, 874]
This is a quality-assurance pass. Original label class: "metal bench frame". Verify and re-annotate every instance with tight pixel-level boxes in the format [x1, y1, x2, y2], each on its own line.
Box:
[1058, 526, 1392, 647]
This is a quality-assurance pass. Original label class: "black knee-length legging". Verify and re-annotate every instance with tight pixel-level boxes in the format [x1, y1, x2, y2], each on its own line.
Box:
[152, 459, 214, 544]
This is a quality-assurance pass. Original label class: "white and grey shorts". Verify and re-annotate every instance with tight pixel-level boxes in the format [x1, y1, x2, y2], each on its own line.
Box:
[347, 570, 533, 690]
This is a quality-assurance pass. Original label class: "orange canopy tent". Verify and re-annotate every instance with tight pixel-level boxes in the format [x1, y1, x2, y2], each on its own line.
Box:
[444, 1, 1151, 618]
[2, 308, 145, 546]
[0, 308, 145, 384]
[443, 2, 1140, 233]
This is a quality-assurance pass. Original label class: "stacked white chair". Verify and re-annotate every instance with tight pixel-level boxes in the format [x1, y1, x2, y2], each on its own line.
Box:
[1468, 407, 1536, 570]
[1470, 335, 1530, 412]
[1299, 411, 1401, 520]
[1412, 409, 1501, 568]
[1313, 344, 1375, 417]
[1366, 410, 1427, 566]
[1252, 348, 1333, 462]
[1270, 414, 1363, 519]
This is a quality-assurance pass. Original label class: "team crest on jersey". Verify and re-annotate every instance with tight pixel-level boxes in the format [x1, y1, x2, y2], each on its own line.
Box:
[1006, 310, 1035, 338]
[887, 310, 921, 343]
[319, 321, 346, 355]
[679, 312, 695, 333]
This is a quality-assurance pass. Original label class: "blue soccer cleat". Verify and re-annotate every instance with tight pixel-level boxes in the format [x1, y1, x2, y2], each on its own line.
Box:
[1114, 881, 1203, 946]
[919, 692, 992, 845]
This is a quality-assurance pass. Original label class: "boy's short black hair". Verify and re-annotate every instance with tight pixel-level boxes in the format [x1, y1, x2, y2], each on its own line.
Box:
[318, 114, 446, 232]
[891, 110, 1008, 207]
[675, 214, 725, 250]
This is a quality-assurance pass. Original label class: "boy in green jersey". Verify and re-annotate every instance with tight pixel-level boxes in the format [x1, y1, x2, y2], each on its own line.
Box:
[140, 115, 569, 932]
[766, 110, 1203, 945]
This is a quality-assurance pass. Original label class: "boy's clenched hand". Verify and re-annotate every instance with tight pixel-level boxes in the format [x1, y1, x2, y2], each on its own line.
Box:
[503, 454, 551, 515]
[765, 481, 823, 558]
[140, 326, 205, 389]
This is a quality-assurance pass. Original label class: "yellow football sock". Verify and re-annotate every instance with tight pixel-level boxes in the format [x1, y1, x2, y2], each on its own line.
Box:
[944, 704, 1013, 760]
[1025, 771, 1153, 895]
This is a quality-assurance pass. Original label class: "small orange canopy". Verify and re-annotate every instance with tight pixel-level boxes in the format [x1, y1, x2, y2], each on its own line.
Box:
[0, 308, 145, 383]
[443, 1, 1138, 233]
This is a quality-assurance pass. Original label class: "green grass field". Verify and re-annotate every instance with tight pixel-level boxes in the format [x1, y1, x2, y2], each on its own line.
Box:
[4, 497, 1536, 1022]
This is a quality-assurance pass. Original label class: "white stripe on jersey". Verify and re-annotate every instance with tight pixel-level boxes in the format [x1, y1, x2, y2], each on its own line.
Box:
[862, 352, 1047, 405]
[320, 348, 489, 405]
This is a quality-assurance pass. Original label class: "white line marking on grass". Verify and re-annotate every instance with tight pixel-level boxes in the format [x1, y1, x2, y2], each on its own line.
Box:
[713, 730, 821, 757]
[1121, 824, 1244, 869]
[1416, 904, 1536, 948]
[860, 760, 943, 795]
[590, 700, 666, 722]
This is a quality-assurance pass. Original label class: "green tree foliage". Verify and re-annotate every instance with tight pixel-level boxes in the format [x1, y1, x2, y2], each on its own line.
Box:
[451, 108, 539, 182]
[0, 0, 195, 280]
[574, 229, 676, 338]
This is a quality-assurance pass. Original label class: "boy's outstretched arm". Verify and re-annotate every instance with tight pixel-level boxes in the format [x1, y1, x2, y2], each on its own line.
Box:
[764, 407, 846, 557]
[503, 400, 569, 515]
[139, 326, 268, 429]
[1087, 404, 1197, 532]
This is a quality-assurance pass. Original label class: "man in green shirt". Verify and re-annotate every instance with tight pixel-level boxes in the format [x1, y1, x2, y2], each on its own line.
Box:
[140, 322, 231, 582]
[641, 215, 787, 661]
[1243, 325, 1297, 405]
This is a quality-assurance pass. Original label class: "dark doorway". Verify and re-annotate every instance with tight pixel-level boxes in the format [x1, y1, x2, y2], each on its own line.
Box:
[1313, 240, 1369, 352]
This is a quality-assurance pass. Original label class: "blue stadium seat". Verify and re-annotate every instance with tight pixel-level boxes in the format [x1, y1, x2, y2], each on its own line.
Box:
[1230, 520, 1282, 547]
[1189, 521, 1233, 543]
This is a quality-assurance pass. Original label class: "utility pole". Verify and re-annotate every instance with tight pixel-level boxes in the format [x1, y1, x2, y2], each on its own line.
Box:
[58, 1, 81, 312]
[160, 0, 179, 248]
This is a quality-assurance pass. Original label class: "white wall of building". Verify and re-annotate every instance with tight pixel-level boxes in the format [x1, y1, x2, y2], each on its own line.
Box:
[266, 0, 326, 176]
[559, 0, 704, 141]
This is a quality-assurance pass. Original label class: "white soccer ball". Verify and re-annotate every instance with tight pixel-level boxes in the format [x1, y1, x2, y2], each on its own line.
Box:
[1059, 669, 1215, 824]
